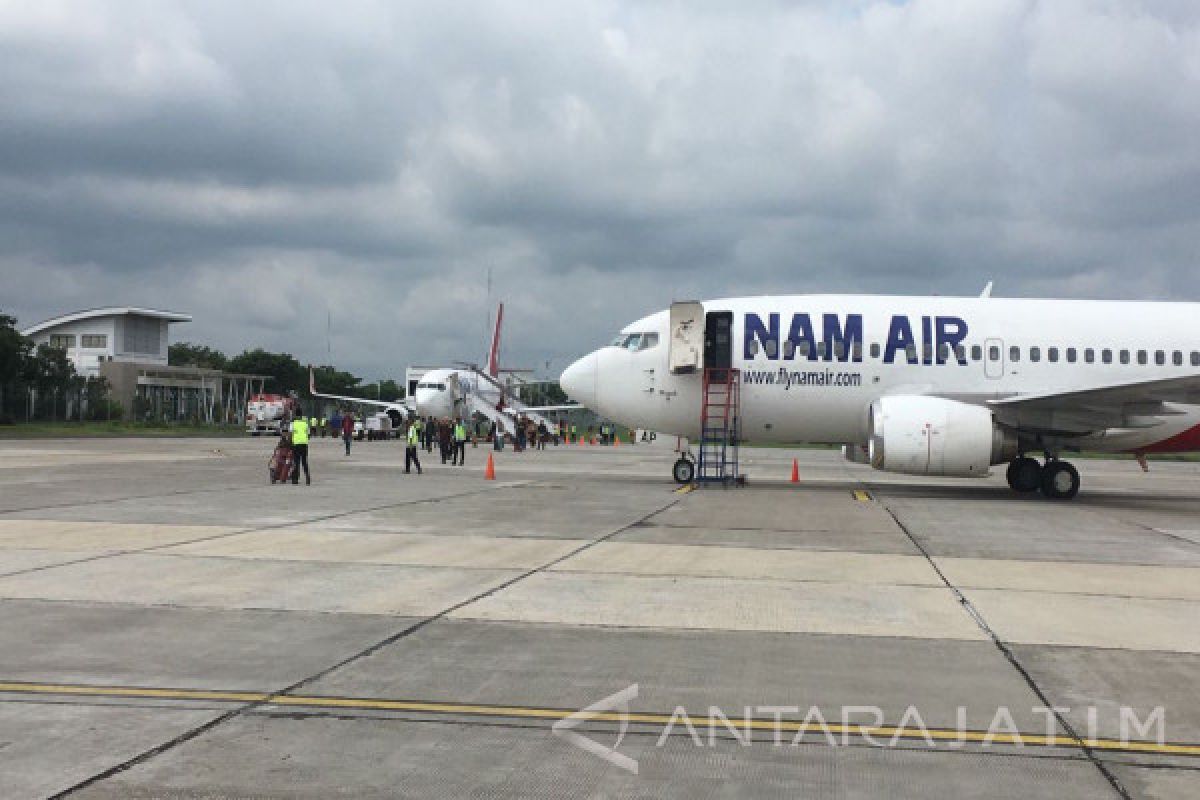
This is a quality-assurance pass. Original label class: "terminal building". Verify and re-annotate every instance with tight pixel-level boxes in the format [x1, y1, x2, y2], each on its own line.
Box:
[21, 307, 266, 424]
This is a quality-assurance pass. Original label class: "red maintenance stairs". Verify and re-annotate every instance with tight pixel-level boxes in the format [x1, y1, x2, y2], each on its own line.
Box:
[696, 367, 742, 486]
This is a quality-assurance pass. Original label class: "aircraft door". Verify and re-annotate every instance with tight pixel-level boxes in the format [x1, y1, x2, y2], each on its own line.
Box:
[669, 301, 704, 374]
[704, 311, 733, 376]
[984, 338, 1004, 379]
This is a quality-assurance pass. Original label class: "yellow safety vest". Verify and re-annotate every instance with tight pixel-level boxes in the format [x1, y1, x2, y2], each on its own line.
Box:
[454, 423, 466, 442]
[407, 425, 420, 445]
[291, 419, 310, 445]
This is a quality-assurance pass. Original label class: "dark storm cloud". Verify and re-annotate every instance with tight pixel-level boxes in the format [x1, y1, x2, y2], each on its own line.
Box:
[3, 0, 1200, 379]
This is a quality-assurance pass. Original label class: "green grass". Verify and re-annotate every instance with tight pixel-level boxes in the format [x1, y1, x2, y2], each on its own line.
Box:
[0, 421, 247, 438]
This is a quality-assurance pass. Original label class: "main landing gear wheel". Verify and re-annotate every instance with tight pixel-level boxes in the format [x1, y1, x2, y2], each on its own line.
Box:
[1040, 460, 1080, 500]
[672, 457, 695, 485]
[1006, 457, 1042, 493]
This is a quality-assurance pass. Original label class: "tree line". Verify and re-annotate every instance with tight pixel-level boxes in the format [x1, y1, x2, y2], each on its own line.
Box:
[169, 342, 404, 401]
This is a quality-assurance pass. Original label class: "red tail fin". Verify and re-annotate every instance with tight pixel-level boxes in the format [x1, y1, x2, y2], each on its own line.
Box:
[487, 302, 504, 378]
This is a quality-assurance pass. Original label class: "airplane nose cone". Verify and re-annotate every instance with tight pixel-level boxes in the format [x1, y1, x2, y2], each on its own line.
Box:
[560, 352, 598, 408]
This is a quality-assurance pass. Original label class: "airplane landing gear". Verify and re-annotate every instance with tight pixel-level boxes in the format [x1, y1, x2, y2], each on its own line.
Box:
[672, 456, 695, 485]
[1006, 455, 1080, 499]
[1005, 456, 1042, 493]
[1040, 460, 1081, 500]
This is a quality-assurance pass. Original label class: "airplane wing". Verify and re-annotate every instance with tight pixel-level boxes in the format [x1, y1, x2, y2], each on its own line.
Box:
[308, 368, 407, 412]
[987, 374, 1200, 435]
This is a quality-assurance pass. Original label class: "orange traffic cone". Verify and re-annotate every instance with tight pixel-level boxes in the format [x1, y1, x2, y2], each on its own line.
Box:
[790, 458, 800, 483]
[484, 453, 496, 481]
[613, 435, 620, 447]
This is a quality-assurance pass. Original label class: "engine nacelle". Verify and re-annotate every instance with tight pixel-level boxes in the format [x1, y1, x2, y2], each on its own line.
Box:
[868, 396, 1017, 478]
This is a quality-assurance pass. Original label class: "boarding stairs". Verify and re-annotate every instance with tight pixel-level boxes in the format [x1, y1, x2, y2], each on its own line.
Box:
[696, 368, 741, 486]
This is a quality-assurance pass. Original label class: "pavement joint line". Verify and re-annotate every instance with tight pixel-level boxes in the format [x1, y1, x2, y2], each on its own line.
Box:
[0, 481, 533, 582]
[878, 499, 1134, 800]
[44, 486, 688, 798]
[3, 680, 1197, 758]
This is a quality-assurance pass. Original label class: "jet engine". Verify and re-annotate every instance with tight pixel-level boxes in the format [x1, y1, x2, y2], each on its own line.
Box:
[868, 396, 1017, 478]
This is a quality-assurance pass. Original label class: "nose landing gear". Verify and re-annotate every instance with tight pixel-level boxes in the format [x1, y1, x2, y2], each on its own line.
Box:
[672, 455, 695, 485]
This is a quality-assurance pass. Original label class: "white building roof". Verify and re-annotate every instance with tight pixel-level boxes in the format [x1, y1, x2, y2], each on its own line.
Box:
[21, 307, 192, 337]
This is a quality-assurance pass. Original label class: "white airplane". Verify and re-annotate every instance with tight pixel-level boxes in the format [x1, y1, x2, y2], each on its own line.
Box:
[559, 292, 1200, 498]
[311, 303, 570, 433]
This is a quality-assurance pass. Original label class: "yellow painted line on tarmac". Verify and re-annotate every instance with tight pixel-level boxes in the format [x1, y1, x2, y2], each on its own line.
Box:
[853, 490, 872, 503]
[674, 484, 696, 494]
[1, 680, 1198, 757]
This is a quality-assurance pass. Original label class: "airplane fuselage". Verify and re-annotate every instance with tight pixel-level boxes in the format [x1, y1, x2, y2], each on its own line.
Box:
[561, 295, 1200, 454]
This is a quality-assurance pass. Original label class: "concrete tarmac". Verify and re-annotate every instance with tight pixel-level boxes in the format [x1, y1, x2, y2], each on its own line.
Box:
[0, 435, 1197, 798]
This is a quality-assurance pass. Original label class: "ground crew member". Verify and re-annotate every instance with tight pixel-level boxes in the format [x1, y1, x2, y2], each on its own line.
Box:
[405, 420, 423, 474]
[320, 416, 328, 437]
[453, 418, 467, 466]
[341, 412, 354, 455]
[570, 423, 577, 443]
[291, 416, 311, 485]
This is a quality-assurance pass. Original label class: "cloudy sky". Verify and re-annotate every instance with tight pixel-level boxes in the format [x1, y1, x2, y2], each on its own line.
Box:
[3, 1, 1199, 381]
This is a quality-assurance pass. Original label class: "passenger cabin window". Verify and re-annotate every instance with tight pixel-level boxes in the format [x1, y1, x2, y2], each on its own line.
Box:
[1137, 350, 1148, 365]
[1173, 351, 1183, 366]
[937, 344, 950, 362]
[1120, 350, 1130, 364]
[1193, 352, 1200, 366]
[798, 341, 811, 357]
[1030, 347, 1041, 363]
[852, 342, 863, 361]
[989, 345, 1000, 362]
[783, 341, 795, 359]
[955, 344, 966, 362]
[971, 345, 982, 361]
[1048, 347, 1059, 363]
[1103, 349, 1112, 364]
[1155, 350, 1165, 366]
[905, 344, 918, 362]
[1066, 347, 1077, 363]
[1085, 349, 1095, 364]
[1009, 346, 1020, 363]
[870, 343, 881, 359]
[833, 341, 845, 359]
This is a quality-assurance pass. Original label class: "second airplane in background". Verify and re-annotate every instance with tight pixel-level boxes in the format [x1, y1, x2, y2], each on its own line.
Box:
[312, 303, 571, 436]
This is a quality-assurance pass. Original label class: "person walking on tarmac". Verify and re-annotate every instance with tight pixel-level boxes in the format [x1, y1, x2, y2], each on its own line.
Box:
[340, 411, 354, 455]
[438, 418, 452, 464]
[452, 418, 467, 466]
[291, 416, 311, 484]
[405, 419, 423, 474]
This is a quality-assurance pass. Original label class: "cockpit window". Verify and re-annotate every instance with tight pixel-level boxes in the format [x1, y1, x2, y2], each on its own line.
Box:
[609, 332, 660, 351]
